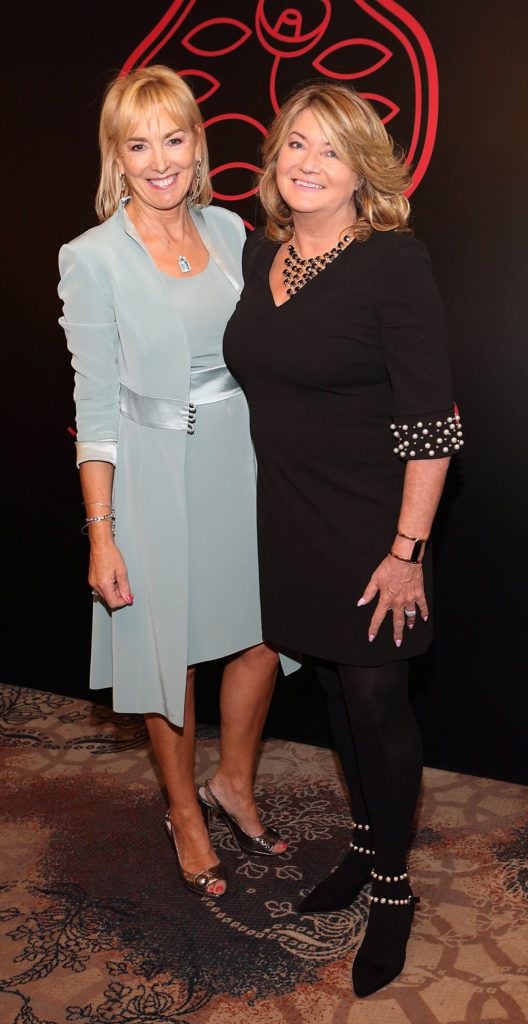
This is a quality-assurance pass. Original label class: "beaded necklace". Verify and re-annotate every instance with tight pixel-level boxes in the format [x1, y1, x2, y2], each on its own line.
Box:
[282, 232, 354, 296]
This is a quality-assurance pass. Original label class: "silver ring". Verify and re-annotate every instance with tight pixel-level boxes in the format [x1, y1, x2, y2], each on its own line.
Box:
[404, 608, 417, 618]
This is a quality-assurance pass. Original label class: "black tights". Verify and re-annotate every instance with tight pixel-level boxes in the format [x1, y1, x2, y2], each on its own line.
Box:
[316, 660, 422, 874]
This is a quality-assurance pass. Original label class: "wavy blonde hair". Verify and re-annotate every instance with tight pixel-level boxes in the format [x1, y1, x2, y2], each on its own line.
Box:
[260, 81, 412, 242]
[95, 64, 212, 222]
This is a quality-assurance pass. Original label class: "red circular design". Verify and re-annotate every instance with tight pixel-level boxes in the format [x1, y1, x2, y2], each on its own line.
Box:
[255, 1, 332, 58]
[121, 0, 439, 213]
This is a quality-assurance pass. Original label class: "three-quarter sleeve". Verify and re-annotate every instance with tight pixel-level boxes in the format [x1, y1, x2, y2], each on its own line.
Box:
[378, 235, 463, 460]
[58, 243, 120, 466]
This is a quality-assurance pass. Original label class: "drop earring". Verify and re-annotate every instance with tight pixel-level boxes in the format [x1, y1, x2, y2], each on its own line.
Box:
[188, 159, 202, 205]
[120, 172, 127, 199]
[179, 160, 202, 269]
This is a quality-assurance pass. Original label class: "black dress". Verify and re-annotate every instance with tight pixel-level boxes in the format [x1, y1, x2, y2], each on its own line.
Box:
[223, 228, 461, 665]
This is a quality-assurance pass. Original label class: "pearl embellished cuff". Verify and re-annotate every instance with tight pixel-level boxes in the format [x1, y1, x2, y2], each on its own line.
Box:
[390, 409, 463, 459]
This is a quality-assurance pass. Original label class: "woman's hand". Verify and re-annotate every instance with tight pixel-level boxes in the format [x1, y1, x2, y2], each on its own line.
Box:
[88, 538, 133, 609]
[357, 555, 428, 647]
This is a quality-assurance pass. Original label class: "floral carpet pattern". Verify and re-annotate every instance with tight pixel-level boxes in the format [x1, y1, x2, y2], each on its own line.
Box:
[0, 683, 527, 1023]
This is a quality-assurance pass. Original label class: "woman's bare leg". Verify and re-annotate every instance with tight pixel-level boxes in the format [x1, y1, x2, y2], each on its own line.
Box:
[145, 667, 225, 894]
[206, 643, 287, 851]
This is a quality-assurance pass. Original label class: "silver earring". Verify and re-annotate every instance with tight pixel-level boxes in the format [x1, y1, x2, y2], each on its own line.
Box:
[120, 173, 127, 198]
[188, 159, 202, 205]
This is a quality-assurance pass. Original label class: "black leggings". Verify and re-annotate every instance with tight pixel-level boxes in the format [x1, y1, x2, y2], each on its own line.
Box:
[315, 660, 422, 874]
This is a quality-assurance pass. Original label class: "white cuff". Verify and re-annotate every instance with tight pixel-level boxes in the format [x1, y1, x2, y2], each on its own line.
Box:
[76, 439, 117, 467]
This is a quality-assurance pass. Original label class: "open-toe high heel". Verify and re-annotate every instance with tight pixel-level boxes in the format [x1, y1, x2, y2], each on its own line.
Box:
[164, 810, 227, 897]
[198, 780, 286, 856]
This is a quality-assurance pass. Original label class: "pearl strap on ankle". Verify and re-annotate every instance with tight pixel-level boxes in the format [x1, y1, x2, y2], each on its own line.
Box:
[350, 841, 375, 855]
[349, 821, 374, 855]
[371, 869, 408, 883]
[368, 893, 413, 906]
[369, 867, 411, 905]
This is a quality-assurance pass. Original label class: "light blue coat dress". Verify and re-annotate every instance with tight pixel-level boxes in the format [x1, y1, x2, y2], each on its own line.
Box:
[59, 201, 273, 726]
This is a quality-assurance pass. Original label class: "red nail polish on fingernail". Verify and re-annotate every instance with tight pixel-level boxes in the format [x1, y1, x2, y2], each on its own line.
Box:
[125, 594, 134, 604]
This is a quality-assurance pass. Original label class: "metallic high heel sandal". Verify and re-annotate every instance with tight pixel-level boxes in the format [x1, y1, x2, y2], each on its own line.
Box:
[197, 780, 287, 856]
[164, 809, 227, 897]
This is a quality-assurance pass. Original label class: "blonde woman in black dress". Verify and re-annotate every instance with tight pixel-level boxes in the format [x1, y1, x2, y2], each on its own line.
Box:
[224, 82, 462, 997]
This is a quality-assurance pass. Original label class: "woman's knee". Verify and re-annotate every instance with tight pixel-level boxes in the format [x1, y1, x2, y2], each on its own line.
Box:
[235, 642, 279, 673]
[338, 662, 410, 726]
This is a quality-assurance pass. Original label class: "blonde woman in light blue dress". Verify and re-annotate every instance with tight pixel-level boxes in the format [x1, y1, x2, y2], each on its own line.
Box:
[58, 66, 289, 898]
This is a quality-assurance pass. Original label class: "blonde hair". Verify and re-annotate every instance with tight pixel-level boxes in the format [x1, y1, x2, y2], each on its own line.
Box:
[259, 81, 412, 242]
[95, 64, 212, 222]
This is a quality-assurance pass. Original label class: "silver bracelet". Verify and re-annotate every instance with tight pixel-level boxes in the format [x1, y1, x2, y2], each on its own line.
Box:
[81, 511, 116, 535]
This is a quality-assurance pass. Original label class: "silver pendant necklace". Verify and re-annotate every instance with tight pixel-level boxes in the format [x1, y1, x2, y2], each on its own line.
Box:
[178, 255, 192, 274]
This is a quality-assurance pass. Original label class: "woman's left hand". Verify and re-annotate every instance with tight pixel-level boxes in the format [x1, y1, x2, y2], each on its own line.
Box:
[357, 555, 428, 647]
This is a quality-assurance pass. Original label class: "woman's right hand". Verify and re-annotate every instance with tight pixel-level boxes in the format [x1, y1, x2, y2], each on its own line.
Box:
[88, 538, 133, 609]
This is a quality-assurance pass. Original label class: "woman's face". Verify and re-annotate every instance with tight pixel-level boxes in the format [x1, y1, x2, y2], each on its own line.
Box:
[275, 106, 359, 223]
[118, 105, 200, 213]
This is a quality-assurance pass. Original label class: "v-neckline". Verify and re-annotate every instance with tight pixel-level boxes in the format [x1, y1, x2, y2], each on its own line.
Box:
[120, 201, 241, 295]
[266, 242, 296, 310]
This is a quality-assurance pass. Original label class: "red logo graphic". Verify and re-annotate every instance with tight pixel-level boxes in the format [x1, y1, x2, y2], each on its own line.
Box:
[121, 1, 438, 226]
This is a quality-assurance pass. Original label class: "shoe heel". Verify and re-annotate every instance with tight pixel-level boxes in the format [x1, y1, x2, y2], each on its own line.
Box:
[352, 882, 417, 997]
[200, 799, 212, 830]
[198, 780, 286, 857]
[197, 786, 214, 828]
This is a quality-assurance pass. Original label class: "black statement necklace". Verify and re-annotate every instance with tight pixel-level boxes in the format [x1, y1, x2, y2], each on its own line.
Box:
[282, 232, 353, 296]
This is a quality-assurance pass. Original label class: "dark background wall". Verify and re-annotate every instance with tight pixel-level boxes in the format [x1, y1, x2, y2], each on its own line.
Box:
[4, 1, 527, 784]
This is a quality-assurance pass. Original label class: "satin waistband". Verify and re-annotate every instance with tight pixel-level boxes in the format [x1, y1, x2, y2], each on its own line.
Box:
[190, 364, 242, 404]
[120, 384, 194, 432]
[119, 366, 242, 436]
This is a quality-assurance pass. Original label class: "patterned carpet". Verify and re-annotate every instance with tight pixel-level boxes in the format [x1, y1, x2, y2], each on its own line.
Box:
[0, 684, 527, 1024]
